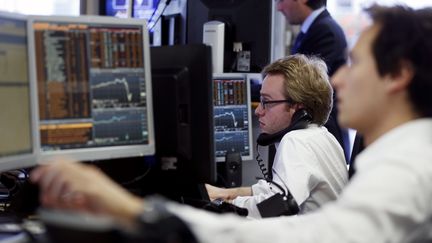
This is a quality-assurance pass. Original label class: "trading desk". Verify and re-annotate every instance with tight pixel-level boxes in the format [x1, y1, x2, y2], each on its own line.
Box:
[0, 214, 47, 243]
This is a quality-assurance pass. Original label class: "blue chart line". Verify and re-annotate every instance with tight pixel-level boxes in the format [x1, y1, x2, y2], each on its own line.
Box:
[215, 135, 234, 142]
[92, 78, 133, 102]
[215, 111, 238, 127]
[93, 110, 145, 144]
[214, 106, 247, 130]
[93, 115, 127, 125]
[214, 131, 250, 157]
[90, 72, 143, 106]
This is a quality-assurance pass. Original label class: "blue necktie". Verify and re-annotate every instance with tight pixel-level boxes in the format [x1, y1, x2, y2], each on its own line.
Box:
[291, 31, 305, 54]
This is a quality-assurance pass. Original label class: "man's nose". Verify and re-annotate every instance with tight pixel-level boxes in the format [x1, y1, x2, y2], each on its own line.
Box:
[331, 64, 348, 90]
[255, 104, 264, 116]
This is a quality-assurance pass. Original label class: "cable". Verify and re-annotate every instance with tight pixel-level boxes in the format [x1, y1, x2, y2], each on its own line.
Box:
[216, 173, 229, 188]
[148, 0, 171, 32]
[145, 0, 161, 23]
[0, 169, 29, 200]
[255, 144, 269, 180]
[120, 166, 151, 187]
[255, 144, 290, 197]
[272, 170, 294, 198]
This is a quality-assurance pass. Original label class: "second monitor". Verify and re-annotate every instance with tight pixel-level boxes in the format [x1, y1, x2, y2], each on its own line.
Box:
[0, 11, 38, 172]
[28, 15, 155, 161]
[151, 44, 216, 185]
[213, 73, 253, 162]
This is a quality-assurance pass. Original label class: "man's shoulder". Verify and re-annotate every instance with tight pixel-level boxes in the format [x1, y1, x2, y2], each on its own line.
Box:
[358, 119, 432, 168]
[309, 11, 344, 36]
[278, 126, 344, 160]
[299, 11, 347, 75]
[281, 125, 328, 142]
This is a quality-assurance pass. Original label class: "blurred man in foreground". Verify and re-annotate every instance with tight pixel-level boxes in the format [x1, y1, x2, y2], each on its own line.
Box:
[31, 5, 432, 243]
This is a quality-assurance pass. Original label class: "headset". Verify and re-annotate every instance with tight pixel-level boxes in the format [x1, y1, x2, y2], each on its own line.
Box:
[255, 109, 312, 218]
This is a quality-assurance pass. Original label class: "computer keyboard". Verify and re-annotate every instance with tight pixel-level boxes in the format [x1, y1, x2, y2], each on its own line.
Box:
[0, 214, 21, 224]
[0, 214, 47, 242]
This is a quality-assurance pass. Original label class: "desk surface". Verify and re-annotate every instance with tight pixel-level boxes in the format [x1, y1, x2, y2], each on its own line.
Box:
[0, 231, 29, 242]
[0, 215, 47, 243]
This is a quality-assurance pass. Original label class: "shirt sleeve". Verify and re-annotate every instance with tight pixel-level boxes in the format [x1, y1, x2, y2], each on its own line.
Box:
[272, 134, 318, 207]
[232, 179, 284, 219]
[232, 134, 321, 218]
[165, 154, 432, 243]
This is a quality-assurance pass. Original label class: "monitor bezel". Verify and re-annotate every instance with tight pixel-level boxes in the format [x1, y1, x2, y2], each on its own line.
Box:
[212, 72, 253, 162]
[27, 15, 155, 162]
[0, 11, 38, 172]
[150, 44, 216, 184]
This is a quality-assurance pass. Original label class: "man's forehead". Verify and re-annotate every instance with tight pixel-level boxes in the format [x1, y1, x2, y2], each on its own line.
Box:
[351, 24, 379, 56]
[261, 77, 285, 98]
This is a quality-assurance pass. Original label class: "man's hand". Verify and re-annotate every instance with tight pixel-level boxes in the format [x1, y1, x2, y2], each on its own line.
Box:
[205, 184, 252, 202]
[30, 158, 144, 223]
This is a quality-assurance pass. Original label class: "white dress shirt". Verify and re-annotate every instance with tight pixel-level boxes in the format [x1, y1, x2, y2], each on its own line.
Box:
[232, 124, 348, 218]
[167, 119, 432, 243]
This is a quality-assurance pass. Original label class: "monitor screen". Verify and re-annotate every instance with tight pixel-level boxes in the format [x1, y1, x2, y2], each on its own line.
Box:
[150, 44, 216, 200]
[213, 73, 253, 162]
[0, 11, 37, 172]
[132, 0, 157, 20]
[28, 15, 155, 161]
[104, 0, 132, 18]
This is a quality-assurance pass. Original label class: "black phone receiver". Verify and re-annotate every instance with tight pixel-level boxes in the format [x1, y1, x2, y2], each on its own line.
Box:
[256, 109, 312, 146]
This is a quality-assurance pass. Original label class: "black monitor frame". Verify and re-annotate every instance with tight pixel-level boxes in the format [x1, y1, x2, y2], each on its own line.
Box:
[150, 44, 216, 195]
[186, 0, 273, 73]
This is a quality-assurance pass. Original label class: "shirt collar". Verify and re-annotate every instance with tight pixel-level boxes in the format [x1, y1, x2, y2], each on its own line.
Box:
[300, 6, 326, 34]
[356, 118, 432, 162]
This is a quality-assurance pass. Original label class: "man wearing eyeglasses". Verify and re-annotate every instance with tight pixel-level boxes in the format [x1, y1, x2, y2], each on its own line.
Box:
[31, 5, 432, 243]
[206, 54, 348, 218]
[276, 0, 353, 162]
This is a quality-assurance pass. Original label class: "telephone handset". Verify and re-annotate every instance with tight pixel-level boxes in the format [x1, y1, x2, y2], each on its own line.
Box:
[256, 109, 312, 146]
[255, 109, 311, 218]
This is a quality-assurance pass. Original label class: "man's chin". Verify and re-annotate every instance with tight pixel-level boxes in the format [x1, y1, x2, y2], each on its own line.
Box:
[337, 115, 351, 130]
[259, 129, 269, 134]
[261, 129, 278, 135]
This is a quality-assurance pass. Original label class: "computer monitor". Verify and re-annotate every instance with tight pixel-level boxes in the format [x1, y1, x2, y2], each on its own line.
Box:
[150, 44, 216, 196]
[0, 11, 38, 172]
[187, 0, 273, 72]
[103, 0, 132, 18]
[247, 72, 263, 102]
[27, 15, 155, 161]
[213, 73, 253, 162]
[132, 0, 157, 20]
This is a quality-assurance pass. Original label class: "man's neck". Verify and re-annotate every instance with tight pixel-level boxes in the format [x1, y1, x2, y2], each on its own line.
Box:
[363, 107, 420, 146]
[300, 6, 326, 33]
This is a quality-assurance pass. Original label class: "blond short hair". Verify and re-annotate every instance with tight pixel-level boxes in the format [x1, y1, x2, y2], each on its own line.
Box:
[262, 54, 333, 125]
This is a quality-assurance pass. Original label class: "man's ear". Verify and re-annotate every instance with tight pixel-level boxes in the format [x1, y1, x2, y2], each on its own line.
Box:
[289, 103, 304, 116]
[386, 60, 414, 94]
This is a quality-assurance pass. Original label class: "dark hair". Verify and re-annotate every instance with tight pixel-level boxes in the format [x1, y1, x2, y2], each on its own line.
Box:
[367, 5, 432, 117]
[306, 0, 326, 10]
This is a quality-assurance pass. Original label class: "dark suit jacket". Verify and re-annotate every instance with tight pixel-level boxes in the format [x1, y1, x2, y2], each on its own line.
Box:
[293, 10, 349, 160]
[295, 9, 347, 76]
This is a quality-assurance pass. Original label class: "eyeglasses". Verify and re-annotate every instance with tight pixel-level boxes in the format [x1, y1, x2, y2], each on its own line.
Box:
[260, 97, 294, 110]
